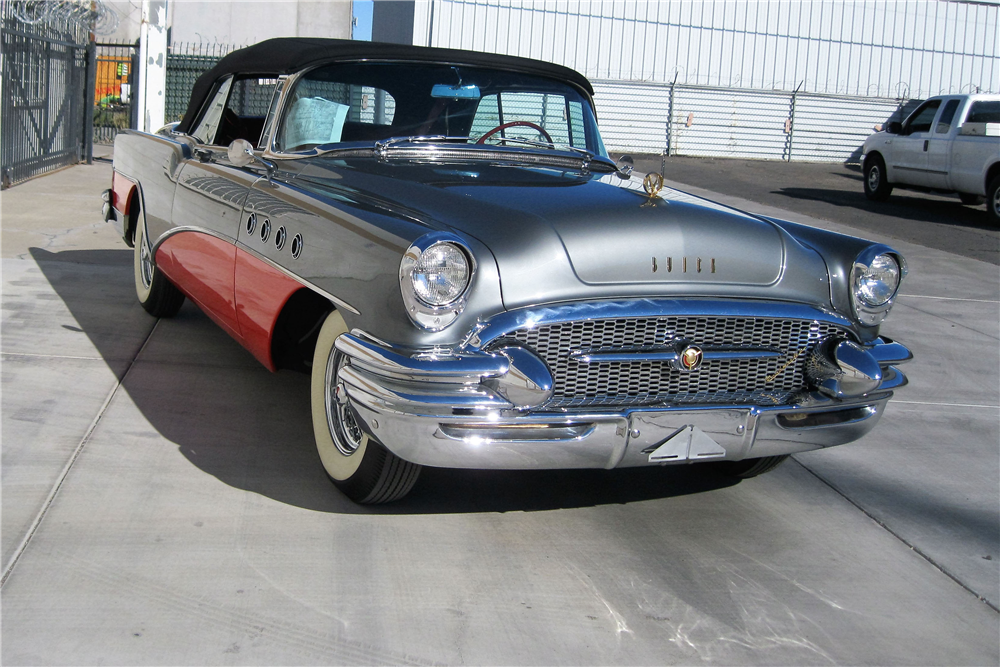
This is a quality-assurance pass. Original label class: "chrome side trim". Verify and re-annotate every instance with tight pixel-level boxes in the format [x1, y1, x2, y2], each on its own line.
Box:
[236, 242, 362, 316]
[151, 225, 236, 253]
[150, 226, 361, 315]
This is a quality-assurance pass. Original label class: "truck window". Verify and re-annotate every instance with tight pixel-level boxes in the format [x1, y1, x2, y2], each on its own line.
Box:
[935, 99, 960, 134]
[903, 100, 941, 135]
[966, 101, 1000, 124]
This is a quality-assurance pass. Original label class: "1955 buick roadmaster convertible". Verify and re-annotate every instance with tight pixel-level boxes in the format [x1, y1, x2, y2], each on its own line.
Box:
[103, 38, 912, 503]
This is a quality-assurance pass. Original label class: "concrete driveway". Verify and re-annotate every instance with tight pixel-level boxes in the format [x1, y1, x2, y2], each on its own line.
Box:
[2, 154, 997, 665]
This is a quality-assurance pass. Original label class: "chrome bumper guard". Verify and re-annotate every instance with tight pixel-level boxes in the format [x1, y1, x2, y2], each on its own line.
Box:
[335, 331, 911, 470]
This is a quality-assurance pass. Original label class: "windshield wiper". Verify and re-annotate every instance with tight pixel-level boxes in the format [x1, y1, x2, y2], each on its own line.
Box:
[294, 135, 616, 172]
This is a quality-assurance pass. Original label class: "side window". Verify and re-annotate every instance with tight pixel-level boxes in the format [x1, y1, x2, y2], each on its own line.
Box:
[966, 100, 1000, 124]
[189, 76, 233, 145]
[903, 100, 941, 135]
[217, 77, 279, 147]
[471, 92, 584, 148]
[277, 79, 395, 151]
[935, 99, 960, 134]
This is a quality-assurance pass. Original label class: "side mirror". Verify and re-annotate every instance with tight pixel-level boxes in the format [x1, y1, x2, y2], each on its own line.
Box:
[228, 138, 277, 180]
[615, 154, 634, 180]
[228, 138, 255, 167]
[886, 121, 902, 135]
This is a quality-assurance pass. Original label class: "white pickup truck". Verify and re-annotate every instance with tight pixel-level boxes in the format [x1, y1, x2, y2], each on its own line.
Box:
[861, 94, 1000, 223]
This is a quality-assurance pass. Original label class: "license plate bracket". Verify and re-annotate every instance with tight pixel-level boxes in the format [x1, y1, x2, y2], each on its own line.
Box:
[627, 409, 754, 463]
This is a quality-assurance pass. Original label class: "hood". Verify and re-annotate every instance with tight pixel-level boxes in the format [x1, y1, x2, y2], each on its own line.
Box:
[286, 158, 832, 311]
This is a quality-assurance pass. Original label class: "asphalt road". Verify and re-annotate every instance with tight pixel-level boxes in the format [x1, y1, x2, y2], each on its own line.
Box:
[629, 155, 1000, 265]
[2, 153, 998, 664]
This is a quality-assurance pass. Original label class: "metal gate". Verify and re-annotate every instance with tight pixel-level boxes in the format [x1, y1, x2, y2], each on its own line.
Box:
[93, 40, 137, 145]
[0, 1, 88, 187]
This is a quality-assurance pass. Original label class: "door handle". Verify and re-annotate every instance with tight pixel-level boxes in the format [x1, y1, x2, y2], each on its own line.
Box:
[923, 140, 929, 152]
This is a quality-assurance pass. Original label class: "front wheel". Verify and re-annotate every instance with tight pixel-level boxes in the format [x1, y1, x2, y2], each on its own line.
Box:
[310, 310, 421, 503]
[863, 155, 893, 201]
[133, 202, 184, 317]
[709, 455, 789, 479]
[988, 176, 1000, 225]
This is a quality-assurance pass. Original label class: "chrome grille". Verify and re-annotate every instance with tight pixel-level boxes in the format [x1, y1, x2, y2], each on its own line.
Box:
[511, 316, 849, 408]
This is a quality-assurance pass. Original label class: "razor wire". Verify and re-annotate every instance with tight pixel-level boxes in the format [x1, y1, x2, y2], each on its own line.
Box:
[10, 0, 119, 35]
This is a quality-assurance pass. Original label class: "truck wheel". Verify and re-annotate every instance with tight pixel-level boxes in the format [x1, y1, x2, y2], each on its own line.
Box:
[133, 203, 184, 317]
[863, 155, 892, 201]
[959, 193, 984, 206]
[310, 310, 421, 503]
[988, 176, 1000, 225]
[710, 455, 789, 479]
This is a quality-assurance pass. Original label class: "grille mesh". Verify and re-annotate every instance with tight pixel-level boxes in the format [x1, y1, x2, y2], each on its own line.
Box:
[511, 316, 849, 408]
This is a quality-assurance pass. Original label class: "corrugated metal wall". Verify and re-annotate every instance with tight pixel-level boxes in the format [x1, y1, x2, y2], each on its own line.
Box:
[415, 0, 998, 162]
[416, 0, 999, 98]
[591, 80, 910, 163]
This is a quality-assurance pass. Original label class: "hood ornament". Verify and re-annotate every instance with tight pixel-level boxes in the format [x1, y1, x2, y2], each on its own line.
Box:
[643, 172, 664, 198]
[641, 172, 664, 207]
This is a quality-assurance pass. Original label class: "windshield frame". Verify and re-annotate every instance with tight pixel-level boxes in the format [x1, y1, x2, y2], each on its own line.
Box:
[261, 60, 606, 160]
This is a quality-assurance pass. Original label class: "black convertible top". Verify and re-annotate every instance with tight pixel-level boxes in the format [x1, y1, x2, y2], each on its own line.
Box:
[175, 37, 595, 134]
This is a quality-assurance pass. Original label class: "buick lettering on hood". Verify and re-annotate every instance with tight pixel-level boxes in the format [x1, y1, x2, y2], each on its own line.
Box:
[103, 38, 911, 503]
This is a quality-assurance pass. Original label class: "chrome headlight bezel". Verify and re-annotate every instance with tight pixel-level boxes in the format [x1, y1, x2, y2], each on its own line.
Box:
[399, 233, 476, 331]
[851, 246, 906, 327]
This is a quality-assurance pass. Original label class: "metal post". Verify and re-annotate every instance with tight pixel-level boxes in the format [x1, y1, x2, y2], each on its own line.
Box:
[664, 72, 678, 170]
[130, 39, 141, 130]
[786, 81, 803, 162]
[84, 39, 97, 164]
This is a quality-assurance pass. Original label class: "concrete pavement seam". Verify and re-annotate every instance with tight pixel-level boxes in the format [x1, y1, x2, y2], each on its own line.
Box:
[789, 456, 1000, 613]
[0, 319, 161, 588]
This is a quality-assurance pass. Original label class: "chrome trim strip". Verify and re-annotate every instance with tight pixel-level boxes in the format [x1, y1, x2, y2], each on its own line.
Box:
[339, 365, 512, 412]
[151, 226, 361, 315]
[151, 225, 236, 254]
[436, 422, 596, 443]
[236, 242, 362, 315]
[336, 332, 508, 383]
[868, 337, 913, 365]
[568, 346, 783, 363]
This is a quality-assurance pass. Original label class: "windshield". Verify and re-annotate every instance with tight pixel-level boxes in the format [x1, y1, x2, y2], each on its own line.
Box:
[274, 62, 606, 156]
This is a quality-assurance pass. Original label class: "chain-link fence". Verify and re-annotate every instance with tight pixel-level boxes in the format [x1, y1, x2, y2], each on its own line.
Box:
[164, 42, 243, 123]
[593, 80, 921, 164]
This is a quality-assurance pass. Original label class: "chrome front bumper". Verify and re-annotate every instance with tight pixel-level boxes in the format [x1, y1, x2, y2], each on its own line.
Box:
[335, 329, 911, 470]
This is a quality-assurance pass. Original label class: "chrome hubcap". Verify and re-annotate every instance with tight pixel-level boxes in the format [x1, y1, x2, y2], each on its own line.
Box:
[867, 166, 880, 191]
[139, 239, 154, 288]
[993, 188, 1000, 217]
[325, 352, 363, 456]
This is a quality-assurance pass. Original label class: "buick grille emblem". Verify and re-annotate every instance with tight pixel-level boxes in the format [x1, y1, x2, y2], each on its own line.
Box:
[680, 345, 703, 371]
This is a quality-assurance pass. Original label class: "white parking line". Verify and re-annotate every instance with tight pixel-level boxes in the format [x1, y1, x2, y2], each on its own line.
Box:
[898, 294, 999, 304]
[892, 400, 1000, 409]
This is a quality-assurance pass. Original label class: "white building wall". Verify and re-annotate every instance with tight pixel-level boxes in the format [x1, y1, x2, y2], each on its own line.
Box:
[104, 0, 352, 44]
[413, 0, 999, 99]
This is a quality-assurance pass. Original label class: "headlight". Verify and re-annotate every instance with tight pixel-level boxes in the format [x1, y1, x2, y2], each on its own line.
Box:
[851, 248, 905, 326]
[411, 242, 470, 306]
[855, 253, 900, 306]
[400, 235, 476, 331]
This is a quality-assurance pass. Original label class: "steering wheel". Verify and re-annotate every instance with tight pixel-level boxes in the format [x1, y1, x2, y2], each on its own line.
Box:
[476, 121, 553, 145]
